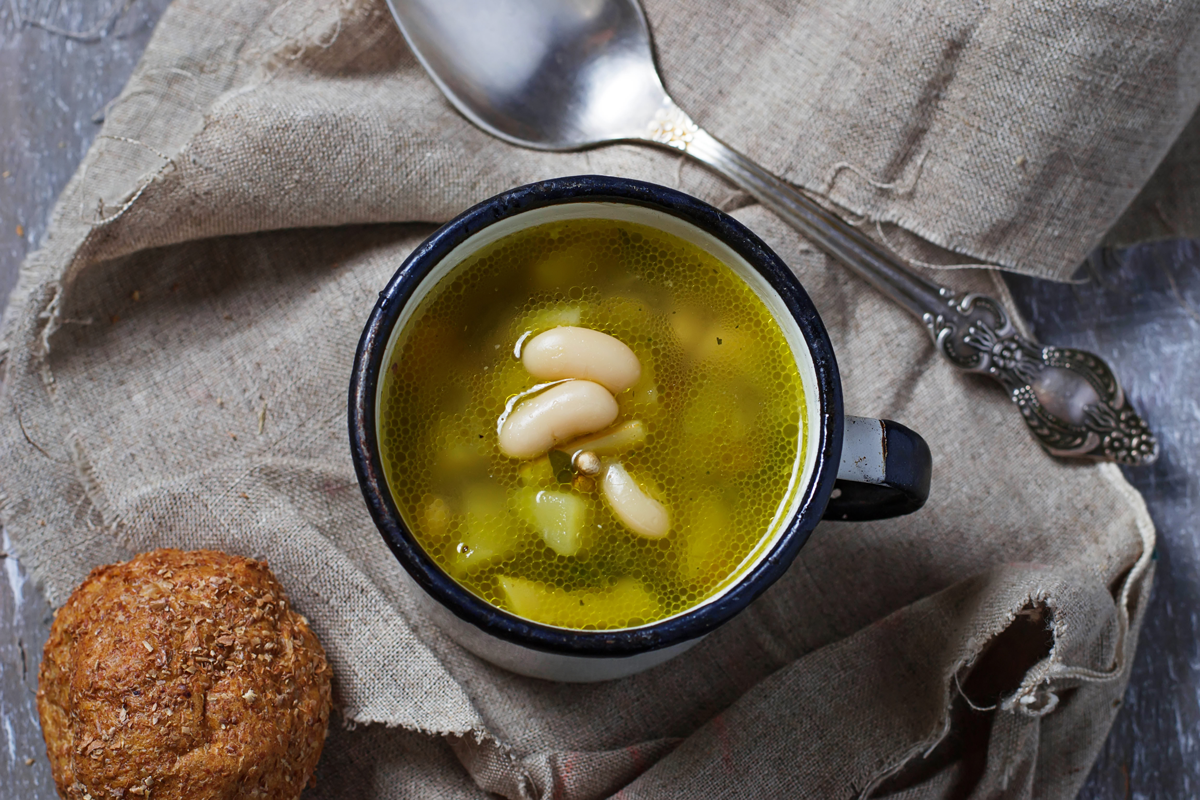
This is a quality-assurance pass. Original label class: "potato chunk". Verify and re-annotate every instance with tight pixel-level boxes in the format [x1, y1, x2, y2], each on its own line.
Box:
[498, 576, 659, 628]
[516, 488, 589, 556]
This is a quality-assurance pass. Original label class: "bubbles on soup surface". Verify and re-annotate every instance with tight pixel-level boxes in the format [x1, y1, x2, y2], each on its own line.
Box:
[379, 219, 806, 630]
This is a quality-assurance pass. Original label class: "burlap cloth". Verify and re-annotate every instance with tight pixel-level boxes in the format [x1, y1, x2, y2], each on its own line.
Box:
[4, 0, 1195, 797]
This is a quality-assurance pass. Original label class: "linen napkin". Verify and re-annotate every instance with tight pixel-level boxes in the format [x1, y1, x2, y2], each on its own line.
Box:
[4, 0, 1192, 797]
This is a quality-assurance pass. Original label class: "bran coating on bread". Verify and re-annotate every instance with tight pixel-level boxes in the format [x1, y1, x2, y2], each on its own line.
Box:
[38, 549, 333, 800]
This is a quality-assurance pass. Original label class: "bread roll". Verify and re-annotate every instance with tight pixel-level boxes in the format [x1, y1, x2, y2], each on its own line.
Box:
[37, 549, 332, 800]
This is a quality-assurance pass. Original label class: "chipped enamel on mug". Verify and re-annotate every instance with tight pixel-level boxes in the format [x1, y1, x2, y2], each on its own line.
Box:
[350, 176, 932, 682]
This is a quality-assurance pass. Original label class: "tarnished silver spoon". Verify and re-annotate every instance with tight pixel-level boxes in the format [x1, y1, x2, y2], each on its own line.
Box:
[384, 0, 1158, 466]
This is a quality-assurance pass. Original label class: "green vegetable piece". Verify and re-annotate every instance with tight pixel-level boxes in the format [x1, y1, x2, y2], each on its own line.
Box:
[518, 456, 555, 487]
[536, 490, 588, 556]
[515, 487, 589, 556]
[498, 575, 659, 628]
[548, 448, 575, 483]
[452, 484, 520, 574]
[521, 304, 583, 332]
[681, 494, 733, 584]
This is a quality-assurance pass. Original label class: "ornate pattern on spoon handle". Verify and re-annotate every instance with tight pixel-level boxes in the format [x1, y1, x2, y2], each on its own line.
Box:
[924, 291, 1158, 465]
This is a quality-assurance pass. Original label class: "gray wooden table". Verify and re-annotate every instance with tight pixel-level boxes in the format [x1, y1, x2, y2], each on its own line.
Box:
[2, 2, 1197, 798]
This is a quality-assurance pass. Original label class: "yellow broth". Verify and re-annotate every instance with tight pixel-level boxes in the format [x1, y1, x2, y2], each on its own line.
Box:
[379, 218, 806, 629]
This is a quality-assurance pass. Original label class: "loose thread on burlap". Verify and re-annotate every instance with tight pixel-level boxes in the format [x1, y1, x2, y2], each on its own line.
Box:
[806, 188, 871, 228]
[873, 221, 1006, 272]
[36, 281, 64, 358]
[822, 149, 930, 198]
[953, 669, 998, 713]
[11, 398, 70, 466]
[808, 156, 1058, 278]
[78, 135, 176, 228]
[791, 183, 992, 269]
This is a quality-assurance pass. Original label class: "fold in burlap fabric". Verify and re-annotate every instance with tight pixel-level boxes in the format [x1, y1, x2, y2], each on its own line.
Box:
[2, 0, 1187, 797]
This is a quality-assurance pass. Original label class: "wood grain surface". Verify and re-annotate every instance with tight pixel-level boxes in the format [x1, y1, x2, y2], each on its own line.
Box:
[1, 2, 1196, 798]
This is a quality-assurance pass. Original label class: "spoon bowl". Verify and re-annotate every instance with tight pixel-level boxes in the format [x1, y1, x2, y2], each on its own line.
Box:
[386, 0, 667, 149]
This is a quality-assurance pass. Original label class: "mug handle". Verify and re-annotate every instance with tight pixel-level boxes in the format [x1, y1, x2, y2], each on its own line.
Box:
[823, 416, 932, 521]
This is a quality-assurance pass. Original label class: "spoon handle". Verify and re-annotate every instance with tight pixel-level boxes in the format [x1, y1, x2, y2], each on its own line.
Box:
[643, 102, 1158, 466]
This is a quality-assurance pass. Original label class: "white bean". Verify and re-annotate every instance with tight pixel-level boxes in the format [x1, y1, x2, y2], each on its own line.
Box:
[600, 461, 670, 539]
[522, 327, 642, 393]
[499, 380, 618, 459]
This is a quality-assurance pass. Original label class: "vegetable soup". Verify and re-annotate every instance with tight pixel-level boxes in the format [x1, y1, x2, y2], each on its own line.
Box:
[378, 218, 806, 630]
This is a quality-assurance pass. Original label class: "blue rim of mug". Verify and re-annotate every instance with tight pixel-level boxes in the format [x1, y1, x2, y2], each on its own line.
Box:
[349, 175, 844, 658]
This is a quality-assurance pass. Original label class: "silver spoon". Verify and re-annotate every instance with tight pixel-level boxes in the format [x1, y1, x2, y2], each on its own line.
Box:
[384, 0, 1158, 466]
